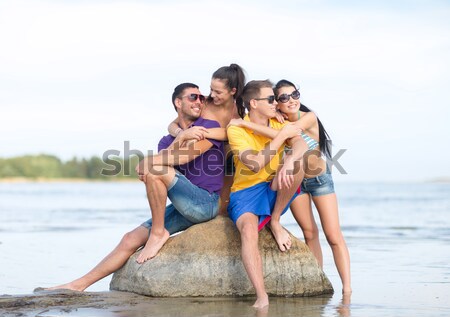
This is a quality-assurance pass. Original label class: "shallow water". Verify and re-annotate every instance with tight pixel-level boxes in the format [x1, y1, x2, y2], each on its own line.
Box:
[1, 181, 450, 316]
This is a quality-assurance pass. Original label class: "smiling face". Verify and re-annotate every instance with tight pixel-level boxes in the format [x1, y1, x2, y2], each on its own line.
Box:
[276, 85, 300, 115]
[253, 87, 278, 118]
[176, 87, 204, 121]
[209, 78, 236, 106]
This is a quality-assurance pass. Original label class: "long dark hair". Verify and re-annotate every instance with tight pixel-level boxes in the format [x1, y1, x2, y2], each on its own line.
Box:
[274, 79, 332, 159]
[211, 63, 247, 118]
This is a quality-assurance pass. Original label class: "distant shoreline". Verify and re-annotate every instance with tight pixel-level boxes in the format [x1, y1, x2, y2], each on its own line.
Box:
[0, 177, 138, 183]
[1, 177, 449, 184]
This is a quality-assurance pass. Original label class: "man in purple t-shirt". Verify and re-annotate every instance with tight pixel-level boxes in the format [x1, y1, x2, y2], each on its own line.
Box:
[135, 83, 224, 263]
[46, 83, 224, 292]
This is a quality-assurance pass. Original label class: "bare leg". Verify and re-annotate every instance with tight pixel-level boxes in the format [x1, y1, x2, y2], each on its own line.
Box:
[290, 194, 323, 267]
[47, 226, 149, 291]
[236, 213, 269, 309]
[269, 161, 303, 252]
[136, 166, 175, 264]
[313, 193, 352, 293]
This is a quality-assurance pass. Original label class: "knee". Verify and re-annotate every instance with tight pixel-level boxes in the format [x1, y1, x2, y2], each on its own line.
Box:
[325, 231, 344, 247]
[145, 172, 159, 183]
[303, 224, 319, 241]
[145, 166, 174, 185]
[119, 231, 142, 251]
[239, 222, 258, 242]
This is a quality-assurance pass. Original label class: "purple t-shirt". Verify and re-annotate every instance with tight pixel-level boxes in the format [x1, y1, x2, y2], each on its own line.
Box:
[158, 117, 224, 194]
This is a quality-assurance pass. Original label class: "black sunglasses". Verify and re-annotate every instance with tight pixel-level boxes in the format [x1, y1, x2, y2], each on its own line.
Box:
[181, 94, 206, 103]
[254, 95, 276, 104]
[276, 90, 300, 103]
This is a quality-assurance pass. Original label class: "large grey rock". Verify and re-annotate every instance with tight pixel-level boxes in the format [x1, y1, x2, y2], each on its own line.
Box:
[110, 216, 333, 297]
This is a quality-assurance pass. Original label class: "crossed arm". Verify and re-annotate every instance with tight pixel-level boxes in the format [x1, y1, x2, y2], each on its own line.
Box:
[227, 111, 317, 140]
[168, 118, 227, 142]
[167, 111, 317, 143]
[232, 124, 300, 173]
[135, 138, 214, 180]
[228, 124, 307, 189]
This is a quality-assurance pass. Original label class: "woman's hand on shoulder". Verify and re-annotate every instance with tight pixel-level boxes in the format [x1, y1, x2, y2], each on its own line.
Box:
[227, 118, 245, 129]
[178, 126, 209, 142]
[274, 110, 286, 123]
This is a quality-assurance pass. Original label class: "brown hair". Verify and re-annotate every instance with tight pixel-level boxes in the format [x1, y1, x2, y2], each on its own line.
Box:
[238, 80, 274, 114]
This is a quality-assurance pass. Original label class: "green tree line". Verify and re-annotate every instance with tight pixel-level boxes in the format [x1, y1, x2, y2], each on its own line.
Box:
[0, 154, 141, 180]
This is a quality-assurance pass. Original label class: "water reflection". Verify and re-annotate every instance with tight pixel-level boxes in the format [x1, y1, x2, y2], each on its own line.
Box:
[336, 293, 351, 317]
[24, 292, 336, 317]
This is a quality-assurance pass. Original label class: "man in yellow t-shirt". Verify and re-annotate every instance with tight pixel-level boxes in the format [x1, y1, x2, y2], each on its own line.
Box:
[226, 80, 308, 309]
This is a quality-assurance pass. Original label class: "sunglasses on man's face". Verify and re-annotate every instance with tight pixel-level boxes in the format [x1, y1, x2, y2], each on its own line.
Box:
[276, 90, 300, 103]
[181, 94, 206, 103]
[254, 95, 276, 104]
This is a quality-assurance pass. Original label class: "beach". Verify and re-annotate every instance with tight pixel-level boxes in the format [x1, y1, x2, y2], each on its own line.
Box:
[1, 181, 449, 316]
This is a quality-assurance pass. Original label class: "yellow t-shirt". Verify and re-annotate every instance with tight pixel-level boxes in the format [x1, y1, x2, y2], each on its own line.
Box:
[227, 115, 287, 192]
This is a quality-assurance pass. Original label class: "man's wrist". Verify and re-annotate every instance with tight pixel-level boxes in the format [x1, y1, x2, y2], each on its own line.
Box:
[174, 127, 182, 136]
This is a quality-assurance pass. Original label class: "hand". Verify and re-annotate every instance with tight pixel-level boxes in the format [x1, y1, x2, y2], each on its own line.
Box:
[277, 159, 295, 189]
[227, 118, 245, 128]
[135, 159, 150, 183]
[178, 126, 208, 141]
[280, 123, 302, 139]
[274, 111, 285, 123]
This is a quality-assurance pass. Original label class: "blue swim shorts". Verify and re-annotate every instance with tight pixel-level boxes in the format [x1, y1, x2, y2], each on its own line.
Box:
[227, 181, 299, 231]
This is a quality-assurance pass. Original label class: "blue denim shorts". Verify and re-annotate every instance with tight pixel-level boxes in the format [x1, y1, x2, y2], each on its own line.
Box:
[300, 172, 335, 197]
[141, 172, 219, 234]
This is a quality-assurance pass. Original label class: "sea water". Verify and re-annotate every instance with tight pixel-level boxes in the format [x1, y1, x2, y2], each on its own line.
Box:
[0, 181, 449, 316]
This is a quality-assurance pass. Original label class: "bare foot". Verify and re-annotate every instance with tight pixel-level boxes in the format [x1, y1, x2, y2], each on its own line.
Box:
[252, 294, 269, 309]
[255, 304, 269, 317]
[338, 292, 352, 317]
[44, 281, 84, 292]
[268, 221, 292, 252]
[343, 288, 353, 295]
[136, 229, 170, 264]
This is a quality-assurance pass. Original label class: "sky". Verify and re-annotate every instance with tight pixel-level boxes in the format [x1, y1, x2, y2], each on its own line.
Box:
[1, 0, 449, 182]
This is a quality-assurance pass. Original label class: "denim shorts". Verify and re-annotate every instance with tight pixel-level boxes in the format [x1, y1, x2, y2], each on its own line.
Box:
[141, 172, 219, 234]
[300, 172, 335, 197]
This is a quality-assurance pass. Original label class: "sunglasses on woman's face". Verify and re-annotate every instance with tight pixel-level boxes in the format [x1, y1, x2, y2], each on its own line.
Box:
[254, 95, 276, 104]
[181, 94, 206, 103]
[276, 90, 300, 103]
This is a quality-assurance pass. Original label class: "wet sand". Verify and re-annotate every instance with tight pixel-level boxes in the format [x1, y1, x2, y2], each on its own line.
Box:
[0, 290, 338, 317]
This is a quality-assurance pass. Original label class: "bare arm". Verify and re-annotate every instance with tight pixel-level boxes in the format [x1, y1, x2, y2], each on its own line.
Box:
[229, 112, 317, 139]
[237, 124, 301, 173]
[204, 127, 227, 141]
[293, 112, 317, 132]
[168, 117, 181, 137]
[136, 139, 214, 176]
[151, 139, 214, 166]
[229, 118, 278, 139]
[277, 135, 308, 189]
